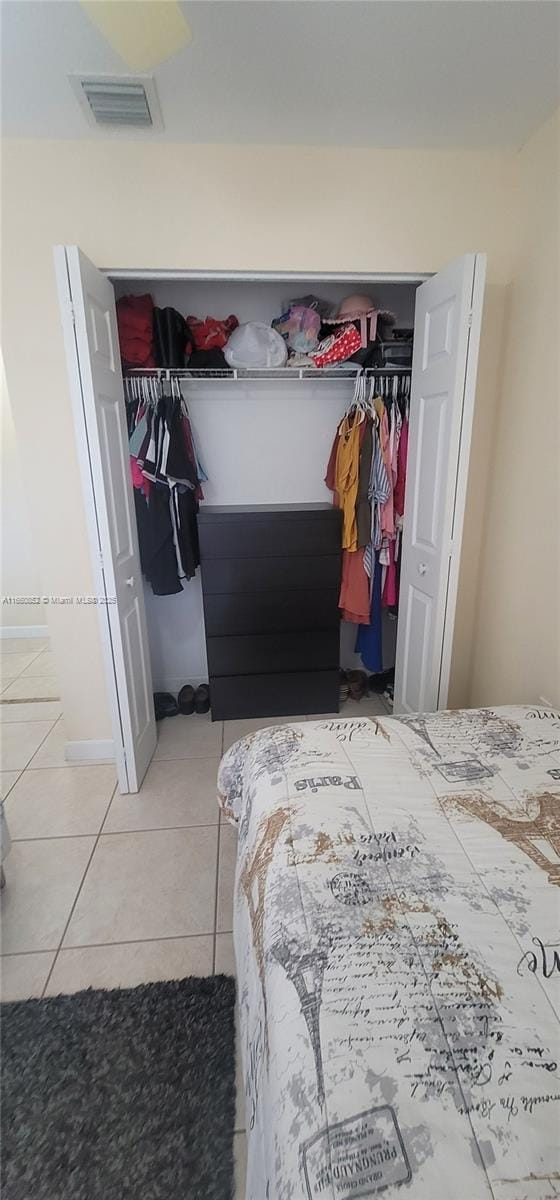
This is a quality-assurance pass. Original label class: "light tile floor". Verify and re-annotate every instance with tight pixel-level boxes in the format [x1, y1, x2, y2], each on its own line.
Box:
[0, 637, 389, 1196]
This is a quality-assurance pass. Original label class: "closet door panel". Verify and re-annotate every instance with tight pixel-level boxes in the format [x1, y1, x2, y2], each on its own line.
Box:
[207, 630, 339, 677]
[210, 670, 339, 721]
[204, 589, 340, 637]
[394, 252, 486, 714]
[201, 554, 341, 595]
[56, 244, 157, 793]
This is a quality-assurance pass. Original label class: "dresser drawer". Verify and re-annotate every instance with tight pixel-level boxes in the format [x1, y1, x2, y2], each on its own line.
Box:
[198, 513, 341, 560]
[207, 629, 339, 677]
[203, 589, 340, 637]
[210, 670, 339, 721]
[201, 554, 341, 595]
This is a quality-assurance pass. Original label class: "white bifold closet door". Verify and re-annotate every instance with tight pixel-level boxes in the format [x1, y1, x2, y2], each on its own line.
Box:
[393, 253, 486, 715]
[55, 245, 157, 793]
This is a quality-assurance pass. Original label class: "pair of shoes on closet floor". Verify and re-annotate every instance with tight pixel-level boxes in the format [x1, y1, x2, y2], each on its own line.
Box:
[178, 684, 210, 715]
[154, 692, 179, 721]
[153, 685, 210, 721]
[339, 670, 368, 703]
[368, 669, 394, 695]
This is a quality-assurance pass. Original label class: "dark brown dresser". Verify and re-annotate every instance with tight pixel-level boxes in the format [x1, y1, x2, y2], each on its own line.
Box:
[198, 504, 342, 720]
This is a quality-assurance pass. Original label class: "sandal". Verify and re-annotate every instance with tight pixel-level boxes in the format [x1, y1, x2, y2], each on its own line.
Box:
[339, 670, 350, 704]
[347, 670, 368, 701]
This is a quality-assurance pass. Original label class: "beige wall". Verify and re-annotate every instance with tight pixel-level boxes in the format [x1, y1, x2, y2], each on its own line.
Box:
[469, 110, 560, 708]
[1, 138, 519, 739]
[0, 356, 46, 629]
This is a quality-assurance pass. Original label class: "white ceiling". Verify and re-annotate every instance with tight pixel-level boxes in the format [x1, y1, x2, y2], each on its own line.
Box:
[1, 0, 559, 148]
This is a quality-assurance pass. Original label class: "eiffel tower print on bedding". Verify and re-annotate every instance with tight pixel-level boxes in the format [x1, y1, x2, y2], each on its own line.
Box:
[218, 705, 560, 1200]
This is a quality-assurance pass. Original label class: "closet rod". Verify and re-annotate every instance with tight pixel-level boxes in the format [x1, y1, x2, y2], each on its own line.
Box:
[124, 366, 412, 381]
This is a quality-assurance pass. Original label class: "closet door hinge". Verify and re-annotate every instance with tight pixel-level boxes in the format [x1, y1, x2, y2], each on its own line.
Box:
[467, 309, 473, 329]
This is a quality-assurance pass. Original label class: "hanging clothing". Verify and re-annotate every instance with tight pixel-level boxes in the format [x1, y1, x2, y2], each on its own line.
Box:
[339, 548, 370, 624]
[382, 537, 398, 608]
[170, 486, 200, 582]
[390, 401, 402, 486]
[355, 552, 383, 671]
[394, 417, 409, 519]
[374, 397, 395, 538]
[325, 372, 410, 676]
[126, 378, 205, 596]
[165, 398, 198, 488]
[364, 419, 390, 578]
[324, 430, 340, 507]
[356, 419, 373, 549]
[182, 416, 207, 500]
[134, 486, 183, 597]
[335, 410, 362, 551]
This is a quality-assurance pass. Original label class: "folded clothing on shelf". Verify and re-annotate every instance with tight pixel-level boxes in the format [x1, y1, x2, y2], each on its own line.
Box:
[188, 348, 230, 370]
[310, 322, 362, 368]
[153, 307, 192, 368]
[187, 314, 239, 351]
[272, 305, 321, 354]
[117, 293, 156, 368]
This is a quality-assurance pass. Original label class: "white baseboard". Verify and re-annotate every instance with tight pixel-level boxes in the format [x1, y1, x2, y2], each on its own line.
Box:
[0, 625, 49, 639]
[153, 676, 208, 695]
[65, 739, 115, 763]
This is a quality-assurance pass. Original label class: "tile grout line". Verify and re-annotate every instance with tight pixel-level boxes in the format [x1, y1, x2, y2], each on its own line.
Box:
[25, 750, 220, 770]
[0, 647, 46, 669]
[13, 715, 63, 775]
[40, 784, 118, 998]
[0, 649, 49, 693]
[9, 822, 221, 843]
[2, 930, 224, 960]
[152, 755, 224, 764]
[211, 811, 222, 975]
[211, 720, 225, 975]
[0, 707, 61, 719]
[0, 770, 22, 802]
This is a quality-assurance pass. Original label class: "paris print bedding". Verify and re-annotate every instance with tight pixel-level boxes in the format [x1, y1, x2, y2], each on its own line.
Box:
[218, 706, 560, 1200]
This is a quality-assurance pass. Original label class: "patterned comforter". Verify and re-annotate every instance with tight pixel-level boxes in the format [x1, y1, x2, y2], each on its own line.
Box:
[218, 706, 560, 1200]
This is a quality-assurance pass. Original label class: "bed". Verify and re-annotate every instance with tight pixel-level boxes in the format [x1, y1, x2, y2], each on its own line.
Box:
[218, 706, 560, 1200]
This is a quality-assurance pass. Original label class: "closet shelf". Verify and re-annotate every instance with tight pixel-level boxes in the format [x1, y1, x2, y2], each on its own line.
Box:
[124, 366, 412, 382]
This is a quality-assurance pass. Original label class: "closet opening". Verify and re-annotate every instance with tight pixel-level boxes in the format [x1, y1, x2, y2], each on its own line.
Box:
[109, 272, 422, 717]
[56, 246, 485, 789]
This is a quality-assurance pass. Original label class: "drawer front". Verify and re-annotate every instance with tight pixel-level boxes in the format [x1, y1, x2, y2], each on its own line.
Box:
[204, 589, 340, 637]
[210, 670, 340, 721]
[207, 630, 339, 677]
[201, 554, 341, 595]
[199, 514, 341, 561]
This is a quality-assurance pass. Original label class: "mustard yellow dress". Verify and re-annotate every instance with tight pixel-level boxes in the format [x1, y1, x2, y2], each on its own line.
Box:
[335, 410, 362, 551]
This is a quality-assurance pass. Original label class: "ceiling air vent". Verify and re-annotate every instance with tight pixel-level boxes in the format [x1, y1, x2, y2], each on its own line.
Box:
[69, 75, 163, 131]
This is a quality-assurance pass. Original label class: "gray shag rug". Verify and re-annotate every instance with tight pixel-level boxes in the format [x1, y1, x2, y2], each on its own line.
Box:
[1, 975, 236, 1200]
